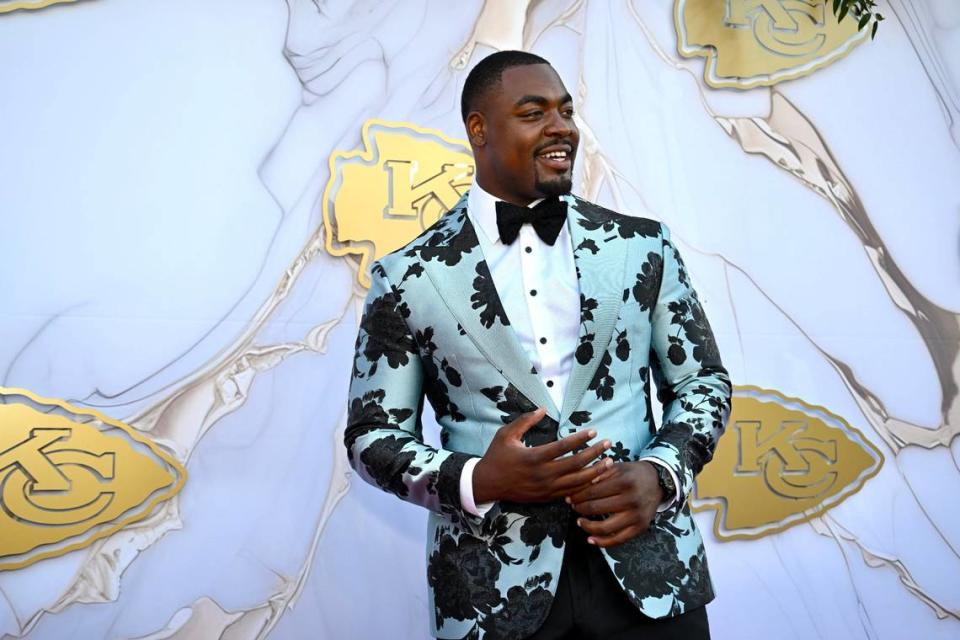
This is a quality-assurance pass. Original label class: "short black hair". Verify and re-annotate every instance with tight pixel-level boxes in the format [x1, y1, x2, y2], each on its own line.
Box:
[460, 50, 550, 122]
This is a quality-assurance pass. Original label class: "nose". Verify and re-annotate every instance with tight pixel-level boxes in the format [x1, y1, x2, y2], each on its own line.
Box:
[543, 108, 573, 138]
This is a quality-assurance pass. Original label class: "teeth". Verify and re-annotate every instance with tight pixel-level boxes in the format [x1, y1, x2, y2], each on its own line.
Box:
[541, 151, 567, 160]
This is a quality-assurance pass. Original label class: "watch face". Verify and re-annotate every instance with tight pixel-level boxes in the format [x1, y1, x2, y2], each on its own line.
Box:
[656, 465, 676, 494]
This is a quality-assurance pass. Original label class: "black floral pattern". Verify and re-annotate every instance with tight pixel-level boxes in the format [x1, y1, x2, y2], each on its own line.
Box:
[575, 237, 599, 255]
[569, 410, 592, 426]
[573, 197, 660, 240]
[412, 218, 480, 266]
[428, 534, 503, 626]
[685, 301, 721, 366]
[674, 542, 714, 604]
[507, 501, 570, 561]
[587, 350, 616, 401]
[481, 384, 555, 446]
[416, 326, 467, 422]
[479, 583, 554, 639]
[608, 524, 686, 601]
[601, 440, 632, 463]
[664, 237, 689, 286]
[615, 329, 631, 362]
[359, 434, 422, 498]
[632, 252, 663, 313]
[471, 262, 510, 328]
[359, 291, 416, 376]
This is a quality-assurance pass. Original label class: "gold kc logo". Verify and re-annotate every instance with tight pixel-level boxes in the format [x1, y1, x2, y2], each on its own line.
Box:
[1, 427, 116, 526]
[693, 386, 882, 541]
[322, 120, 475, 288]
[0, 390, 185, 570]
[735, 420, 839, 500]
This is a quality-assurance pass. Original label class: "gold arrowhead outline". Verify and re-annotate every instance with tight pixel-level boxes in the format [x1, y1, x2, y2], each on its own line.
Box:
[691, 384, 884, 541]
[673, 0, 868, 90]
[0, 0, 86, 15]
[0, 386, 187, 570]
[321, 118, 472, 289]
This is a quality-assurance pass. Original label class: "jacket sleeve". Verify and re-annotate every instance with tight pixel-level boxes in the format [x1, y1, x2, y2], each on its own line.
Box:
[344, 260, 476, 522]
[639, 223, 732, 510]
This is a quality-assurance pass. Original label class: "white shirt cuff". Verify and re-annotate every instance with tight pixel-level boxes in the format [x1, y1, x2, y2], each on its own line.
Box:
[638, 457, 680, 512]
[460, 457, 495, 517]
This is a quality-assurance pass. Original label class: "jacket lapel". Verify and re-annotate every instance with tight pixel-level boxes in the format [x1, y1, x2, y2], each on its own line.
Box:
[558, 195, 629, 426]
[419, 194, 560, 420]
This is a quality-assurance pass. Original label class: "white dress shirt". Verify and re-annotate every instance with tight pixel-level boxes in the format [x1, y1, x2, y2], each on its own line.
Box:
[457, 181, 679, 516]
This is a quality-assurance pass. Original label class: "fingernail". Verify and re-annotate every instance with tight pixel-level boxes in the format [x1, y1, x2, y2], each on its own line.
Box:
[603, 439, 611, 448]
[588, 429, 597, 437]
[576, 518, 584, 527]
[587, 537, 596, 545]
[565, 496, 571, 504]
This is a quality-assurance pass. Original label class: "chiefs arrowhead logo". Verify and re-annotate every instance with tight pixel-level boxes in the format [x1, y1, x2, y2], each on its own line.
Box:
[0, 387, 185, 570]
[322, 119, 474, 288]
[675, 0, 868, 89]
[693, 386, 883, 540]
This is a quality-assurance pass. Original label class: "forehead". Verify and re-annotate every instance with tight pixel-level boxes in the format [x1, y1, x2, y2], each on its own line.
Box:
[495, 64, 569, 104]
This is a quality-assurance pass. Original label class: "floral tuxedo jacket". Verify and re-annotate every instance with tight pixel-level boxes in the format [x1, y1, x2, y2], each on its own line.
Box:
[345, 192, 732, 640]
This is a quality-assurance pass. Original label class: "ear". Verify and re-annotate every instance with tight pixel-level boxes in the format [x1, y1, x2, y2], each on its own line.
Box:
[466, 112, 486, 147]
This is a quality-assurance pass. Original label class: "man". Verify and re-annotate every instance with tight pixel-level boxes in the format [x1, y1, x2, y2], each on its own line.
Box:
[345, 50, 731, 640]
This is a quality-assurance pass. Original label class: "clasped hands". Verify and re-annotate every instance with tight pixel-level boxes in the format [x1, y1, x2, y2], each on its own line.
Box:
[472, 407, 666, 548]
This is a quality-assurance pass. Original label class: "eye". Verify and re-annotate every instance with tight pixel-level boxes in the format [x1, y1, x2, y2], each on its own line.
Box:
[521, 110, 543, 119]
[563, 107, 575, 118]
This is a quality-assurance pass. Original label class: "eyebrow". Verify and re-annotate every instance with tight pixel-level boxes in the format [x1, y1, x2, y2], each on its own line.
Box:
[514, 93, 573, 108]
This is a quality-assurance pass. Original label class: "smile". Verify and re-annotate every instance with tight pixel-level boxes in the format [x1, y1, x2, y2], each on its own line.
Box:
[536, 146, 573, 171]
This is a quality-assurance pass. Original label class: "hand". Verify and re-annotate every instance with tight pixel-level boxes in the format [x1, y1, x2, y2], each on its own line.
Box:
[566, 460, 665, 547]
[473, 407, 612, 504]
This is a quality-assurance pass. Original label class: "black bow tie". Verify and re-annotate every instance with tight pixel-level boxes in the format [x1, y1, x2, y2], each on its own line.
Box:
[495, 197, 567, 246]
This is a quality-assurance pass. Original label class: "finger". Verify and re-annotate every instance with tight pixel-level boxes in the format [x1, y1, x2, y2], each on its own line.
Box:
[570, 494, 631, 517]
[545, 460, 614, 498]
[586, 523, 647, 548]
[576, 512, 635, 537]
[567, 466, 624, 503]
[506, 406, 546, 441]
[550, 439, 612, 474]
[530, 428, 596, 461]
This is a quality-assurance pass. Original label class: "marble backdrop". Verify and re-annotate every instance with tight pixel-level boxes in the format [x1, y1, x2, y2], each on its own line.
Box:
[0, 1, 958, 638]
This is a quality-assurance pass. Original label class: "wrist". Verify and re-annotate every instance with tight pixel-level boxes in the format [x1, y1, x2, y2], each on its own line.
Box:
[472, 456, 499, 504]
[646, 460, 675, 504]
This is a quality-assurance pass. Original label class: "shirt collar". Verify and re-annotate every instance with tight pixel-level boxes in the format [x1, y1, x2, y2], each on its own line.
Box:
[466, 180, 545, 247]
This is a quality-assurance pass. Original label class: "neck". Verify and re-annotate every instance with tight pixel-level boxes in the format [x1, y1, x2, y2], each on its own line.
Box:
[475, 173, 536, 207]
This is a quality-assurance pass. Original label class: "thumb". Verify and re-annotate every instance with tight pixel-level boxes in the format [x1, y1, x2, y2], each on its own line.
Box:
[508, 406, 546, 441]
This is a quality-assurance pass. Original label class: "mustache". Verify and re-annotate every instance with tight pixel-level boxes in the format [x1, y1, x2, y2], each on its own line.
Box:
[532, 139, 576, 155]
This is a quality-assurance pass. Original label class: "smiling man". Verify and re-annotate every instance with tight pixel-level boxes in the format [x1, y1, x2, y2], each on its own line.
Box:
[345, 50, 731, 640]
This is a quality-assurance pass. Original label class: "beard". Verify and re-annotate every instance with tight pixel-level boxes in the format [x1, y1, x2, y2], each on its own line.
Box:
[534, 171, 573, 197]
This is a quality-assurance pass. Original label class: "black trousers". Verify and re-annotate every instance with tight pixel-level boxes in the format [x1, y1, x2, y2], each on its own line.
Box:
[527, 518, 710, 640]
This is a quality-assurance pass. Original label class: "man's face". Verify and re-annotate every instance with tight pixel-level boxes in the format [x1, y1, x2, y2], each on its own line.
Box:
[470, 64, 580, 204]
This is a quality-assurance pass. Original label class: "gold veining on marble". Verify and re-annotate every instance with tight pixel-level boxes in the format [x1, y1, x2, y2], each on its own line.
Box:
[450, 0, 535, 69]
[715, 90, 960, 452]
[675, 0, 868, 89]
[814, 515, 960, 620]
[694, 386, 883, 540]
[0, 387, 185, 570]
[322, 119, 474, 288]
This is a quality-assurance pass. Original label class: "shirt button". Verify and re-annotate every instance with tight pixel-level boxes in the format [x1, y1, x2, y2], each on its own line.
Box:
[525, 246, 532, 253]
[540, 337, 547, 344]
[546, 380, 554, 388]
[530, 289, 537, 296]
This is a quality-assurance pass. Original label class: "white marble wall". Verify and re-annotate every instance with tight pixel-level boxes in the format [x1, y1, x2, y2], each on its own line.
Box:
[0, 1, 957, 638]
